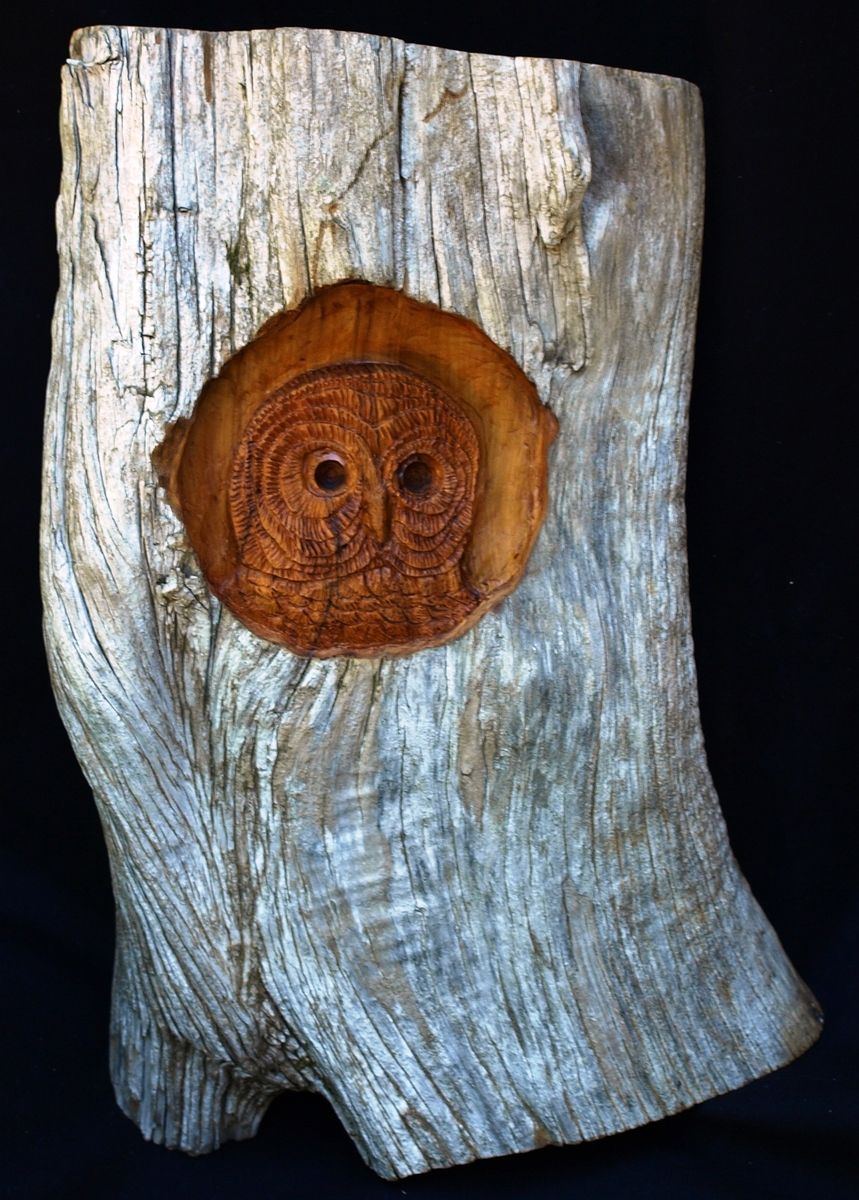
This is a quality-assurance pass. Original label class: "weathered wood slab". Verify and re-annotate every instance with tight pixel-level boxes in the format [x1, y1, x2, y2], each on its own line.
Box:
[41, 25, 822, 1178]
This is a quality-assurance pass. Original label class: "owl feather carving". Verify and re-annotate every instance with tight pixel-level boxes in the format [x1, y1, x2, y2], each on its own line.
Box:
[154, 282, 558, 658]
[227, 363, 480, 655]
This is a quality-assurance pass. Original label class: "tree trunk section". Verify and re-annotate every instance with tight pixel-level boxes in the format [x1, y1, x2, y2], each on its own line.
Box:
[42, 25, 821, 1179]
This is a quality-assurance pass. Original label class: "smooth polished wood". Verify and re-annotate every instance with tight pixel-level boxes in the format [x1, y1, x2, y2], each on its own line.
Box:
[155, 283, 558, 657]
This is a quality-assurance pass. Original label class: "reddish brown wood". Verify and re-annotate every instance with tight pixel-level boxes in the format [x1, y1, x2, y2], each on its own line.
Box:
[155, 281, 558, 657]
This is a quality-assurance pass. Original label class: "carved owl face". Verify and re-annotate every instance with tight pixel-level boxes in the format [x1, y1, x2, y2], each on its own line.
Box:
[227, 363, 480, 655]
[156, 282, 557, 658]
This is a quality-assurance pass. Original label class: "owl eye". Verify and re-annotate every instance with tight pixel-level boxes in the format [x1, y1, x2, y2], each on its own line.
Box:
[397, 454, 436, 497]
[304, 451, 348, 495]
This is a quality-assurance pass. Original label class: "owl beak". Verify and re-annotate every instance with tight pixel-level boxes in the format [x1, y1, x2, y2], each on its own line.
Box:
[366, 486, 392, 545]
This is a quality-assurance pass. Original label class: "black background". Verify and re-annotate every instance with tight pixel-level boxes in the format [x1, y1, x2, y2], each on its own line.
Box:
[3, 2, 855, 1197]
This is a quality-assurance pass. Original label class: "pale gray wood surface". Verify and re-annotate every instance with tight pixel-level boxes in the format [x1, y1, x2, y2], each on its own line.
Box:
[42, 25, 822, 1178]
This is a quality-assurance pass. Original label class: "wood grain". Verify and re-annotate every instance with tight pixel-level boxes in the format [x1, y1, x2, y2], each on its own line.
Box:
[42, 25, 822, 1179]
[156, 282, 557, 656]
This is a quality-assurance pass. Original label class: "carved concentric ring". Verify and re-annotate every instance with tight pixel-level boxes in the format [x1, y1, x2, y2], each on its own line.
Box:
[157, 282, 558, 657]
[227, 363, 481, 634]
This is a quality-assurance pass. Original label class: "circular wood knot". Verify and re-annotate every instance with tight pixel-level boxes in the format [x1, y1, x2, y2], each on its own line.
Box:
[156, 282, 558, 658]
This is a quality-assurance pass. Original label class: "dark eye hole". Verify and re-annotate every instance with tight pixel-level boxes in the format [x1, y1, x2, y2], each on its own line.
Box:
[398, 454, 436, 496]
[312, 455, 347, 493]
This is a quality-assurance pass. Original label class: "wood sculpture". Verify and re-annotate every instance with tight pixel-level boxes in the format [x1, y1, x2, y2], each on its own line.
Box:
[155, 283, 557, 656]
[42, 25, 822, 1179]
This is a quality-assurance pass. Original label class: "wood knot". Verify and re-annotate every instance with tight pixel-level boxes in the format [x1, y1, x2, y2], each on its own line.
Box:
[156, 282, 557, 658]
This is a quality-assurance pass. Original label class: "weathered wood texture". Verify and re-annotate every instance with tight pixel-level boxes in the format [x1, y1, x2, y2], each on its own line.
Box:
[42, 25, 822, 1178]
